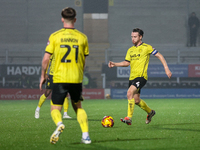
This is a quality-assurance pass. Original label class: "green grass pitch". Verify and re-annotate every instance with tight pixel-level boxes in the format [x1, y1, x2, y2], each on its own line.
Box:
[0, 98, 200, 150]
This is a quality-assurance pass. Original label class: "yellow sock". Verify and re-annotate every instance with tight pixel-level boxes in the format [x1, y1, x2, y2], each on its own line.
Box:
[51, 109, 62, 126]
[63, 97, 69, 113]
[77, 108, 88, 133]
[38, 94, 46, 108]
[127, 98, 135, 118]
[137, 99, 151, 114]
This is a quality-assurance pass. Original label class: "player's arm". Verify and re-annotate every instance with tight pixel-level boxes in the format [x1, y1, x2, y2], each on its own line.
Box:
[40, 52, 51, 90]
[83, 36, 89, 70]
[83, 55, 88, 71]
[154, 52, 172, 79]
[108, 60, 130, 68]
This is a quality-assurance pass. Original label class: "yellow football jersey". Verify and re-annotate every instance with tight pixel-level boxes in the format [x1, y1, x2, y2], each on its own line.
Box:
[45, 28, 89, 83]
[125, 43, 156, 80]
[46, 55, 55, 75]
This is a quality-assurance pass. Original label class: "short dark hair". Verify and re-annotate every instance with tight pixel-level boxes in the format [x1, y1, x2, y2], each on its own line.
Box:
[61, 7, 76, 20]
[133, 28, 144, 37]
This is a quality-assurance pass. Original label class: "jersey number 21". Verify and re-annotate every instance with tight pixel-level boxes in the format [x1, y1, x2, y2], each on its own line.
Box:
[60, 45, 79, 63]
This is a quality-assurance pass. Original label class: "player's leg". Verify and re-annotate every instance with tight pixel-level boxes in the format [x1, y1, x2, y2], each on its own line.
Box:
[134, 94, 155, 124]
[70, 84, 91, 144]
[63, 96, 71, 118]
[135, 94, 151, 114]
[50, 83, 67, 144]
[35, 89, 52, 119]
[120, 85, 137, 125]
[121, 78, 142, 125]
[71, 100, 91, 144]
[35, 75, 53, 119]
[127, 85, 137, 118]
[50, 104, 65, 144]
[51, 103, 63, 127]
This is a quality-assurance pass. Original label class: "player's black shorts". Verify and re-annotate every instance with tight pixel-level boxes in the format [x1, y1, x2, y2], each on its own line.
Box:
[51, 83, 83, 105]
[129, 77, 147, 94]
[45, 75, 53, 90]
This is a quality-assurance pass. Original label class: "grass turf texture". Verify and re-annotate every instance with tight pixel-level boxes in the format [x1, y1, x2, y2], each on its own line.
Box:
[0, 99, 200, 150]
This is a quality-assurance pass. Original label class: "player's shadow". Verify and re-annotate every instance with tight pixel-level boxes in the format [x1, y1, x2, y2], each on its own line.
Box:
[151, 122, 200, 132]
[153, 122, 200, 126]
[71, 137, 167, 144]
[68, 144, 121, 150]
[65, 118, 101, 121]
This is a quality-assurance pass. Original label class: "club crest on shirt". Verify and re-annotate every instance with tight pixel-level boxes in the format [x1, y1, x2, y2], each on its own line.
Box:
[47, 40, 50, 45]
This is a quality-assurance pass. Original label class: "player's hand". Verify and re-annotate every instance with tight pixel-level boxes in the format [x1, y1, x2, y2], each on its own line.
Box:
[165, 69, 172, 79]
[39, 76, 46, 91]
[108, 61, 115, 68]
[45, 74, 49, 79]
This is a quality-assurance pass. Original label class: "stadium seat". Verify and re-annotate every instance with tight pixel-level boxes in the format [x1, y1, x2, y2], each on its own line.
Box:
[14, 83, 20, 88]
[151, 82, 160, 88]
[122, 82, 129, 88]
[114, 82, 122, 88]
[161, 82, 170, 88]
[4, 82, 13, 88]
[33, 82, 39, 89]
[190, 82, 199, 88]
[143, 83, 151, 88]
[180, 82, 189, 88]
[171, 83, 179, 88]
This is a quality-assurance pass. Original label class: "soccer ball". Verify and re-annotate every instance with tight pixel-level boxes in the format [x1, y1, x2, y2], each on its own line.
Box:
[101, 116, 114, 127]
